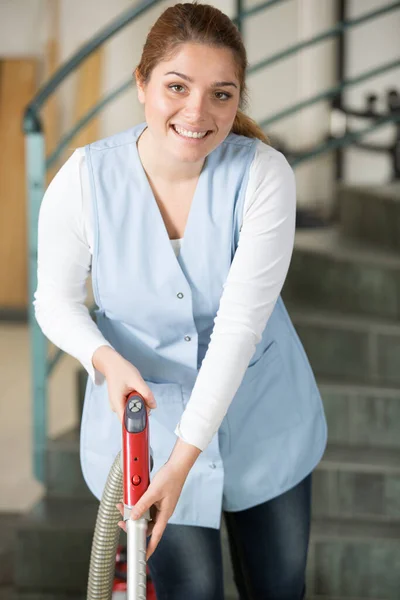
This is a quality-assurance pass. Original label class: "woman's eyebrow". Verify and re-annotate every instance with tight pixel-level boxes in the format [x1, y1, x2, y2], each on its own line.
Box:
[164, 71, 238, 88]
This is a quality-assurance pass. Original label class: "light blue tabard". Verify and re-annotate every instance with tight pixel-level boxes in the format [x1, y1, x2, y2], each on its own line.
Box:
[80, 122, 327, 529]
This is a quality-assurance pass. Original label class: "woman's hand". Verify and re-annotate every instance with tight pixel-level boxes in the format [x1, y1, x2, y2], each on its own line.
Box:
[92, 345, 157, 422]
[116, 462, 188, 560]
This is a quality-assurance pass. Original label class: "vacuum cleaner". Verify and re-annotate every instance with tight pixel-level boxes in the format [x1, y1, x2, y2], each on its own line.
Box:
[86, 391, 156, 599]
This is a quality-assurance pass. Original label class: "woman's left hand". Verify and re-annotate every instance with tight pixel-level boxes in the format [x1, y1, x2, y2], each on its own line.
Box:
[116, 462, 188, 560]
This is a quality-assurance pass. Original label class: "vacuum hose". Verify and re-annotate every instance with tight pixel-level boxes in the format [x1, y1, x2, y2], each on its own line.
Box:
[87, 392, 151, 600]
[87, 450, 123, 599]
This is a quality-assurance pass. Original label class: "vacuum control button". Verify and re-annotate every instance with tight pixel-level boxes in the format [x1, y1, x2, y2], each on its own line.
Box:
[132, 475, 141, 486]
[129, 399, 142, 412]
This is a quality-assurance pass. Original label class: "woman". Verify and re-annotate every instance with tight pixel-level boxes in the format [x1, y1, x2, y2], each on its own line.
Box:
[34, 2, 327, 598]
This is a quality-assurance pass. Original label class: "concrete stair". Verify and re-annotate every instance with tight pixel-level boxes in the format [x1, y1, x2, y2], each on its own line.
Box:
[284, 227, 400, 321]
[14, 497, 98, 595]
[283, 182, 400, 598]
[46, 428, 90, 500]
[290, 307, 400, 386]
[318, 381, 400, 449]
[307, 519, 400, 599]
[338, 183, 400, 252]
[313, 444, 400, 521]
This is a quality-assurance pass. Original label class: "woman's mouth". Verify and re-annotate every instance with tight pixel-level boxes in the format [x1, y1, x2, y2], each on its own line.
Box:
[170, 124, 212, 142]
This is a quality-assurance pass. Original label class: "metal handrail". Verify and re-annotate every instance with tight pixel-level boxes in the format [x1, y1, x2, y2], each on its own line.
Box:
[260, 58, 400, 128]
[248, 1, 400, 74]
[46, 79, 132, 169]
[291, 113, 400, 167]
[24, 0, 161, 128]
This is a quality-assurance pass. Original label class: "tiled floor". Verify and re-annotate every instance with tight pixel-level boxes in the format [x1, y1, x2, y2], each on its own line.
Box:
[0, 322, 80, 512]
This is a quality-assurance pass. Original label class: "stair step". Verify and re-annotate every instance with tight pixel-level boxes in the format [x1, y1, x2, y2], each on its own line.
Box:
[320, 444, 400, 475]
[14, 497, 98, 593]
[308, 518, 400, 599]
[0, 514, 21, 588]
[313, 444, 400, 522]
[0, 587, 14, 600]
[319, 380, 400, 449]
[290, 306, 400, 387]
[46, 428, 91, 499]
[338, 183, 400, 251]
[283, 226, 400, 320]
[311, 516, 400, 541]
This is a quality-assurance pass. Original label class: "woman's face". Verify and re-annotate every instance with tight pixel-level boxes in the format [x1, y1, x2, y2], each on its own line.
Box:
[136, 43, 241, 164]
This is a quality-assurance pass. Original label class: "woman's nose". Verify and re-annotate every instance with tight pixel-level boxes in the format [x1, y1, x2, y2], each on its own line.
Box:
[183, 93, 209, 119]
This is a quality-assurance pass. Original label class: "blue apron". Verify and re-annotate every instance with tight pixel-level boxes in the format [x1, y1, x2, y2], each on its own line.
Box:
[80, 122, 327, 528]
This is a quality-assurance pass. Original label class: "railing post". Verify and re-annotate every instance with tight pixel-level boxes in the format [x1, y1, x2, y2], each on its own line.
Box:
[236, 0, 244, 34]
[335, 0, 347, 180]
[24, 108, 48, 483]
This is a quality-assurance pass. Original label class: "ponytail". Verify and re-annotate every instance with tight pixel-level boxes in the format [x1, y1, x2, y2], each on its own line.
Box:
[231, 109, 270, 144]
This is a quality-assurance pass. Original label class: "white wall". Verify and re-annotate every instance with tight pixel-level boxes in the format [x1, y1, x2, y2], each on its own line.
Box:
[0, 0, 45, 57]
[0, 0, 399, 208]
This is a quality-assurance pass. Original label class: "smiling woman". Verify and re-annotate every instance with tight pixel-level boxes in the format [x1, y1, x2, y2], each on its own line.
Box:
[33, 2, 327, 599]
[134, 42, 246, 178]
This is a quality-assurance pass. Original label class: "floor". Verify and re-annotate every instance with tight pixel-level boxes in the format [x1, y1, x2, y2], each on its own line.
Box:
[0, 322, 80, 512]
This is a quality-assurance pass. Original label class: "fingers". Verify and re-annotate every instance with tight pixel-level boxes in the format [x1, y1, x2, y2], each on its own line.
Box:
[130, 380, 157, 410]
[130, 490, 154, 520]
[117, 518, 155, 536]
[117, 404, 125, 424]
[118, 520, 127, 533]
[146, 517, 168, 560]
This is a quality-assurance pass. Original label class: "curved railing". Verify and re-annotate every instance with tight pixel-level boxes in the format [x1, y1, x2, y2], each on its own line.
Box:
[23, 0, 400, 481]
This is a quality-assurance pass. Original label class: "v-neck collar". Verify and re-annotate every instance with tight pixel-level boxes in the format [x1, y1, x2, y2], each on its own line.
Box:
[132, 123, 209, 270]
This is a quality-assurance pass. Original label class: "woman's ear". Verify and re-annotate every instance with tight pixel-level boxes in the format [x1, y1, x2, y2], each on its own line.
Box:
[135, 68, 145, 104]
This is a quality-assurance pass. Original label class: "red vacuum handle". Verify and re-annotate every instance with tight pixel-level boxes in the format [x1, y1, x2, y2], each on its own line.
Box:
[122, 391, 150, 507]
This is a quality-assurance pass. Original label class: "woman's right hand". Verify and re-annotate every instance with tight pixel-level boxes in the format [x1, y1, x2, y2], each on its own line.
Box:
[92, 345, 157, 422]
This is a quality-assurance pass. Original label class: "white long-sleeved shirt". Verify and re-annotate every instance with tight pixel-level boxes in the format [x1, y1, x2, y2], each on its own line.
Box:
[34, 139, 296, 451]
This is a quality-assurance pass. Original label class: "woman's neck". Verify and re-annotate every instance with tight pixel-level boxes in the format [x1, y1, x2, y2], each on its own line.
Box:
[137, 126, 204, 185]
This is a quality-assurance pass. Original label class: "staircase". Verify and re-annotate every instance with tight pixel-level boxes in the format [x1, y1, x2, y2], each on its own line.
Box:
[12, 183, 400, 598]
[285, 182, 400, 599]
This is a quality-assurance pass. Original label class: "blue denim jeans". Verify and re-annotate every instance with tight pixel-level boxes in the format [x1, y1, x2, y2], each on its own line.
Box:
[147, 473, 312, 600]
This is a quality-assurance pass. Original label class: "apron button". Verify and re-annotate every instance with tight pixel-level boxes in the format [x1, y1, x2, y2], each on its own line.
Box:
[177, 292, 184, 299]
[184, 336, 191, 342]
[209, 463, 216, 469]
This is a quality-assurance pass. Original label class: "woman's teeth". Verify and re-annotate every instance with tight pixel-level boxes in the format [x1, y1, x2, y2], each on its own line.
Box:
[172, 125, 208, 139]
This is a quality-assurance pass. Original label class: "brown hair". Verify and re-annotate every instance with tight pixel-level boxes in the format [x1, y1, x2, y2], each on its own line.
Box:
[135, 1, 269, 144]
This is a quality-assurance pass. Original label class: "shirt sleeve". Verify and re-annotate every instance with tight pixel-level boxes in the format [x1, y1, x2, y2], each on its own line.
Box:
[174, 141, 297, 451]
[33, 148, 113, 384]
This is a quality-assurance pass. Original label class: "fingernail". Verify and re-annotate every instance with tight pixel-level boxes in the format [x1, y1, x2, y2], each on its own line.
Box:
[131, 510, 140, 520]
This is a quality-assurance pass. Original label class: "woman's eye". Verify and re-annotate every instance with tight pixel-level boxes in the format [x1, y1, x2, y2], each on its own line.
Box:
[215, 92, 232, 101]
[169, 84, 185, 93]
